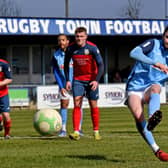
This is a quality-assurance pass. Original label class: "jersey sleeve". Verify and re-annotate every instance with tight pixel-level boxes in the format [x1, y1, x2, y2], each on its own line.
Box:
[139, 39, 155, 54]
[130, 39, 157, 65]
[3, 63, 12, 79]
[92, 46, 104, 81]
[64, 47, 72, 82]
[51, 56, 64, 89]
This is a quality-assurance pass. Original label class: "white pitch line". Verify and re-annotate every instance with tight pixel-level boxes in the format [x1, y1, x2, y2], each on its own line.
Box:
[0, 134, 166, 140]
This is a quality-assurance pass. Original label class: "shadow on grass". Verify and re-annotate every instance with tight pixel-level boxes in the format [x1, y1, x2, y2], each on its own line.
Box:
[66, 154, 125, 163]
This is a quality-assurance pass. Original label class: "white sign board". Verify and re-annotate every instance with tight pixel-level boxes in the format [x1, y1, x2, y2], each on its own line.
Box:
[37, 84, 166, 109]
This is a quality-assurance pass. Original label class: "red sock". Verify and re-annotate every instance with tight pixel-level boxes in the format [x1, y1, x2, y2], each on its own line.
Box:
[73, 107, 81, 131]
[4, 120, 11, 136]
[0, 115, 3, 123]
[91, 107, 100, 131]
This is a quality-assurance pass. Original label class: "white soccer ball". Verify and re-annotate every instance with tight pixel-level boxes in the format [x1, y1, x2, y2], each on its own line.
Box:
[33, 109, 62, 136]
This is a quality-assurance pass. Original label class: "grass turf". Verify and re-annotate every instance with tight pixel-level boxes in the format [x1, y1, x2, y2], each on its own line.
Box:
[0, 106, 168, 168]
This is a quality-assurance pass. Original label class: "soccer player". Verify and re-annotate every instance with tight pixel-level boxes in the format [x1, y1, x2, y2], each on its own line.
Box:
[126, 26, 168, 161]
[52, 34, 83, 137]
[0, 58, 12, 139]
[64, 27, 104, 140]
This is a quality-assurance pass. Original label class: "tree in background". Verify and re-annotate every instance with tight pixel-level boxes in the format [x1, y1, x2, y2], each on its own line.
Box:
[0, 0, 21, 16]
[121, 0, 143, 19]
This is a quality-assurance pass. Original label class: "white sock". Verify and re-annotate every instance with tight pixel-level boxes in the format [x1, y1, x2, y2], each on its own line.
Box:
[62, 124, 66, 131]
[151, 143, 160, 153]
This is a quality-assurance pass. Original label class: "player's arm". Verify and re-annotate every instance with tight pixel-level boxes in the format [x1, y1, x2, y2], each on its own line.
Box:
[0, 63, 12, 86]
[130, 39, 168, 73]
[0, 79, 12, 87]
[130, 39, 157, 65]
[93, 46, 104, 82]
[51, 56, 64, 89]
[64, 48, 71, 81]
[90, 46, 104, 90]
[64, 47, 72, 91]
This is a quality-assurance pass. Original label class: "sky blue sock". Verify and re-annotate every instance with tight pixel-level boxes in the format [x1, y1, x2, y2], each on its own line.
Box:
[148, 93, 160, 117]
[60, 108, 67, 128]
[136, 120, 159, 152]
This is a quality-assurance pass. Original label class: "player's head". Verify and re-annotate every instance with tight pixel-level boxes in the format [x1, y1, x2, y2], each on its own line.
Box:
[57, 34, 69, 51]
[162, 26, 168, 49]
[74, 27, 88, 47]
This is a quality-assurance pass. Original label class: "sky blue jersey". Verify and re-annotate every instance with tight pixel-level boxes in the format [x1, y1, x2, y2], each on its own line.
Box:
[126, 39, 168, 91]
[52, 49, 73, 89]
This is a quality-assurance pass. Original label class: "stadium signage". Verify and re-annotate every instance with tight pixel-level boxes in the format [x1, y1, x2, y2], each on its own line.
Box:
[9, 88, 29, 106]
[0, 18, 166, 36]
[37, 86, 61, 108]
[104, 87, 125, 104]
[37, 84, 166, 109]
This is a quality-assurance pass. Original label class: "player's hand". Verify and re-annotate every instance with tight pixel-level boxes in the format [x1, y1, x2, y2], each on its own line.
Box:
[154, 63, 168, 73]
[66, 81, 71, 91]
[90, 81, 98, 91]
[61, 88, 68, 97]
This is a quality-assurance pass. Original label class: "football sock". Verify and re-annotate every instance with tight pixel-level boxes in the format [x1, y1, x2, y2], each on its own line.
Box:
[91, 107, 100, 131]
[4, 119, 11, 136]
[0, 115, 3, 123]
[148, 93, 160, 117]
[79, 108, 83, 130]
[73, 107, 81, 131]
[60, 108, 67, 131]
[136, 120, 159, 152]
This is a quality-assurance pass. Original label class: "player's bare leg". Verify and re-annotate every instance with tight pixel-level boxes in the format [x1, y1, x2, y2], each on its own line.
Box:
[144, 84, 162, 131]
[128, 94, 168, 161]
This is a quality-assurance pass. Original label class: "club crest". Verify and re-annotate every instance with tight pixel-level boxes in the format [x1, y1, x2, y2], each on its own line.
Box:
[84, 49, 90, 55]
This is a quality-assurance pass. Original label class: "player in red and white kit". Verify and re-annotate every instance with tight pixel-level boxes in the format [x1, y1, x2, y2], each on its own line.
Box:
[64, 27, 104, 140]
[0, 59, 12, 139]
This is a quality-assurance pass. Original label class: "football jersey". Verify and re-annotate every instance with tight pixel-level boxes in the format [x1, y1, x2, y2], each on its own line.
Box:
[52, 48, 73, 89]
[126, 39, 168, 91]
[64, 41, 104, 82]
[0, 59, 12, 97]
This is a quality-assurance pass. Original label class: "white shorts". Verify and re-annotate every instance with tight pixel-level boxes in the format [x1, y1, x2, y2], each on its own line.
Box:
[127, 84, 161, 100]
[127, 91, 145, 100]
[59, 91, 71, 100]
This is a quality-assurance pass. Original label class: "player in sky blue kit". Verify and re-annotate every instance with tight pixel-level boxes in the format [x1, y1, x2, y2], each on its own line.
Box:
[126, 26, 168, 161]
[64, 27, 104, 141]
[0, 58, 12, 139]
[52, 34, 83, 137]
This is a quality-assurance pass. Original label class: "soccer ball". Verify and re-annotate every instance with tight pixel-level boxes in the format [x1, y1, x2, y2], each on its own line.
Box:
[33, 109, 62, 136]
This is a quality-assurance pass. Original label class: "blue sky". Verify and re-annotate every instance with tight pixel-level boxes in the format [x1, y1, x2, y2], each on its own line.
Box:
[14, 0, 166, 19]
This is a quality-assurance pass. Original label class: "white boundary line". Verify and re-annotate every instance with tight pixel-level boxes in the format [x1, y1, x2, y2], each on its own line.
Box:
[0, 133, 166, 140]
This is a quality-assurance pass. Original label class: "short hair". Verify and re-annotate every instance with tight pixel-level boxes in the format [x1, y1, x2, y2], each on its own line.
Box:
[75, 27, 87, 34]
[57, 34, 69, 40]
[163, 26, 168, 36]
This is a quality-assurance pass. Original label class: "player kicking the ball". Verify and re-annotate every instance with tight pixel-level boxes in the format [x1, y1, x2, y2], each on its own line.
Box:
[126, 26, 168, 161]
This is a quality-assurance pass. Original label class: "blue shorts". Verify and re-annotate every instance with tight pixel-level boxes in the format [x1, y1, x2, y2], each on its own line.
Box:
[0, 94, 10, 113]
[72, 80, 99, 100]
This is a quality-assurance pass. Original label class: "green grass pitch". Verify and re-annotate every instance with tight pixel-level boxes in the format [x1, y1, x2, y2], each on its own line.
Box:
[0, 106, 168, 168]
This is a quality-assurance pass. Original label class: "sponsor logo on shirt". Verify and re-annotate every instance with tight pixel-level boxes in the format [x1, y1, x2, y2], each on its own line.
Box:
[84, 49, 90, 55]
